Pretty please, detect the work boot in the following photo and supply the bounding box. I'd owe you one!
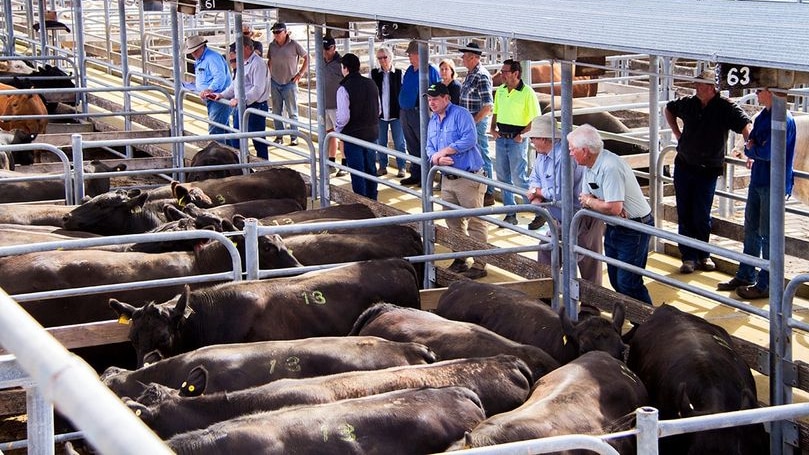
[527,216,545,230]
[447,259,469,274]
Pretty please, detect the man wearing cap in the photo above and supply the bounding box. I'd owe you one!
[267,22,309,146]
[490,59,540,225]
[527,115,604,285]
[242,24,263,56]
[425,82,488,280]
[203,37,270,159]
[398,40,440,187]
[322,36,345,176]
[183,35,232,142]
[718,87,796,299]
[335,53,380,200]
[459,42,495,207]
[665,69,751,274]
[570,124,653,305]
[371,45,407,178]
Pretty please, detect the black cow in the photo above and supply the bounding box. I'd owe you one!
[165,387,486,454]
[448,351,648,454]
[0,232,300,327]
[626,304,769,455]
[128,355,531,438]
[436,281,626,363]
[0,128,36,169]
[146,167,307,208]
[110,258,421,365]
[186,141,242,181]
[102,336,436,399]
[7,64,76,114]
[258,202,376,225]
[0,160,127,203]
[349,303,559,380]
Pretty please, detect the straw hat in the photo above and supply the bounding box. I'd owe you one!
[182,35,208,55]
[526,114,560,139]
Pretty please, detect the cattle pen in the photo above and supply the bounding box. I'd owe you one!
[2,0,809,453]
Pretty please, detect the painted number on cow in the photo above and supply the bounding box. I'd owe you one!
[725,66,751,87]
[267,356,301,374]
[321,423,356,442]
[269,218,295,226]
[301,290,327,305]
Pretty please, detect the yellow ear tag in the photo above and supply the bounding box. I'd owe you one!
[178,195,187,207]
[117,315,131,325]
[562,335,568,345]
[135,409,142,417]
[188,385,195,392]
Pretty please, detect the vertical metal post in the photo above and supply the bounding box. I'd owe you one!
[27,386,55,455]
[72,0,87,113]
[170,4,184,181]
[3,0,14,55]
[648,55,661,252]
[37,0,47,56]
[314,25,328,206]
[117,0,133,158]
[770,93,788,455]
[561,46,577,320]
[636,407,660,455]
[233,12,247,158]
[418,41,436,288]
[71,134,83,203]
[244,218,259,280]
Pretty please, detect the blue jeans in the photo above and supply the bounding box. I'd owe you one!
[270,79,299,139]
[377,118,406,171]
[206,100,232,144]
[228,101,269,159]
[673,163,718,262]
[604,218,653,305]
[344,141,378,200]
[736,185,770,289]
[400,107,422,179]
[494,137,529,206]
[476,118,494,195]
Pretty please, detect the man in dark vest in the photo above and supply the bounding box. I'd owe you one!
[335,53,381,200]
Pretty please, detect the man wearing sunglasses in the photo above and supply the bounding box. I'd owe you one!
[266,22,309,147]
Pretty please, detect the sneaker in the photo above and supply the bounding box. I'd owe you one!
[289,139,298,147]
[335,169,347,177]
[377,168,388,177]
[447,259,469,274]
[396,169,406,178]
[483,193,495,207]
[527,216,545,230]
[717,277,755,292]
[503,214,518,225]
[273,137,283,144]
[400,176,420,186]
[679,260,696,274]
[736,285,769,300]
[462,267,488,280]
[697,257,716,271]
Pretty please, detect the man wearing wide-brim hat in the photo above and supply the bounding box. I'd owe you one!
[664,67,751,275]
[183,34,232,142]
[526,115,604,285]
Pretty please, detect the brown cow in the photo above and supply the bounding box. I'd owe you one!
[491,63,598,98]
[0,82,47,137]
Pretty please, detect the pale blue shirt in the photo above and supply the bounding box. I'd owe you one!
[583,149,651,219]
[528,140,585,220]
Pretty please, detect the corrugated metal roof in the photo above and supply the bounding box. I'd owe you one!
[260,0,809,72]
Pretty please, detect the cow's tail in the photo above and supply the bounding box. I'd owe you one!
[347,303,394,336]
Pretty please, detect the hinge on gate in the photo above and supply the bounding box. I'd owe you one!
[570,279,580,302]
[781,358,799,387]
[757,350,770,375]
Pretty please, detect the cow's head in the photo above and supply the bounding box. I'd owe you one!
[172,181,214,208]
[62,188,150,234]
[559,302,627,360]
[109,288,193,367]
[82,160,127,197]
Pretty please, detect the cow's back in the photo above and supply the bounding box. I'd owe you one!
[0,82,48,135]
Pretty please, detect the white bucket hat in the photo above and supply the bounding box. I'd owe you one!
[526,114,560,139]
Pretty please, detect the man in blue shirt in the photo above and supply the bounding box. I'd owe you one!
[718,88,796,299]
[399,40,440,187]
[183,35,232,143]
[425,83,487,280]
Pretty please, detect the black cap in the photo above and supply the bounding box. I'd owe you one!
[426,83,449,97]
[271,22,286,31]
[459,42,483,56]
[323,36,336,49]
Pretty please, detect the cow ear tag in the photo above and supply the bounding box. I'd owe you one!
[562,335,568,345]
[117,315,131,325]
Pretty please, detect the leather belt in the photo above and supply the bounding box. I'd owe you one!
[631,213,653,224]
[445,169,482,180]
[498,132,517,139]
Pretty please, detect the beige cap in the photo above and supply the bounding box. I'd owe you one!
[526,114,560,139]
[696,69,717,85]
[182,35,208,55]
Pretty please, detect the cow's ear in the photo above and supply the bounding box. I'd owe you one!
[163,204,188,221]
[130,191,149,209]
[612,302,626,333]
[179,366,208,397]
[170,286,194,324]
[173,182,190,201]
[231,215,246,230]
[142,350,163,366]
[125,399,152,421]
[559,306,576,339]
[109,298,137,321]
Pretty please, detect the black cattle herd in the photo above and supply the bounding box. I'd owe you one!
[0,159,768,454]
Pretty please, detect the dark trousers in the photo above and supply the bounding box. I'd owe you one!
[400,107,422,180]
[604,219,653,305]
[673,164,718,262]
[344,141,378,200]
[228,101,269,159]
